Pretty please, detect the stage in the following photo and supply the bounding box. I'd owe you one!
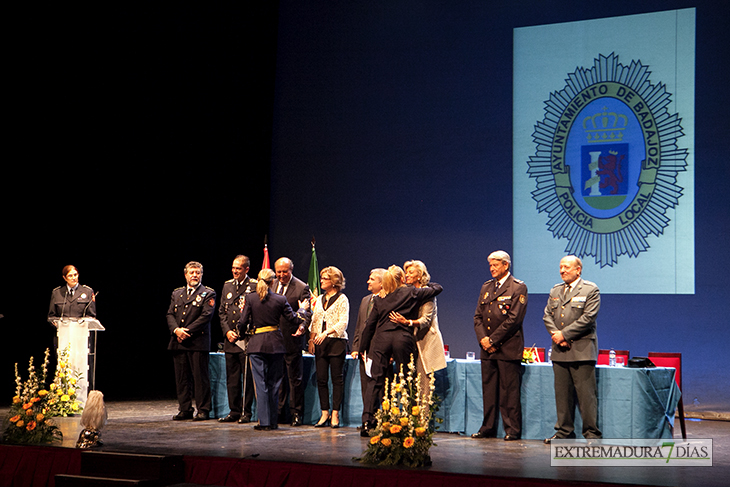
[2,400,728,487]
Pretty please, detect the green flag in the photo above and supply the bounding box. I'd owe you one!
[308,241,321,297]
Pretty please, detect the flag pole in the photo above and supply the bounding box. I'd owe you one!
[308,236,321,297]
[262,235,270,270]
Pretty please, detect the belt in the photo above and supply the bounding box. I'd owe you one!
[254,326,279,334]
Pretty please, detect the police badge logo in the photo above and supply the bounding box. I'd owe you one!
[527,53,688,267]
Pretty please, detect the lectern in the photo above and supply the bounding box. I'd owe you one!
[51,317,105,404]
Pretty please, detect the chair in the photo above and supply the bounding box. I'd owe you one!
[524,347,545,362]
[597,349,630,366]
[648,352,686,439]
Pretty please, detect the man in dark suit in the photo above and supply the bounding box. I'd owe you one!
[350,268,385,433]
[272,257,311,426]
[218,255,256,424]
[166,261,216,421]
[472,251,528,441]
[543,255,602,443]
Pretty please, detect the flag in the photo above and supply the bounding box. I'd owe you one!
[262,243,270,270]
[308,239,321,297]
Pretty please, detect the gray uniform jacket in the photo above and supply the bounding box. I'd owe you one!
[543,278,600,362]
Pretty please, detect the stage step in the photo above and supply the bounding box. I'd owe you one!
[55,451,185,486]
[55,475,155,486]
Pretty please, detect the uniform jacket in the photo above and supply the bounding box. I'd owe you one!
[360,283,443,354]
[474,275,528,361]
[166,285,216,352]
[219,275,256,353]
[239,290,302,355]
[48,284,96,321]
[543,278,600,362]
[272,276,312,354]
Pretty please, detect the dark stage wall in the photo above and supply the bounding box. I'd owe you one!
[2,1,729,413]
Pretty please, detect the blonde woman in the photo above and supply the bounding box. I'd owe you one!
[358,265,442,434]
[309,266,349,428]
[240,269,307,430]
[389,260,446,392]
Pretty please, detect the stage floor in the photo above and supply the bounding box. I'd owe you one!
[5,400,730,487]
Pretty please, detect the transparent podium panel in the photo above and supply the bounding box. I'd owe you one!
[52,317,105,404]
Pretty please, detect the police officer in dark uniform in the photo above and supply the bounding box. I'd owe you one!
[472,251,528,441]
[218,255,256,423]
[48,265,97,321]
[47,264,98,387]
[166,261,216,421]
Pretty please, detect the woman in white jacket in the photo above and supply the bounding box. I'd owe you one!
[309,266,349,428]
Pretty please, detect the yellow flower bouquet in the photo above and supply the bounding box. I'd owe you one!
[522,345,540,364]
[2,349,62,444]
[356,355,440,467]
[46,346,84,417]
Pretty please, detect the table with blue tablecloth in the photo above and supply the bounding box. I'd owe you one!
[209,353,680,439]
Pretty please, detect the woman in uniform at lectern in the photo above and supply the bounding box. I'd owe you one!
[47,264,97,354]
[48,265,96,323]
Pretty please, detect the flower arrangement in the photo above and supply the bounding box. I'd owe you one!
[522,345,540,364]
[356,355,440,468]
[46,345,84,417]
[2,349,62,444]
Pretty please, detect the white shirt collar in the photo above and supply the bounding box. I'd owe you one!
[497,272,510,287]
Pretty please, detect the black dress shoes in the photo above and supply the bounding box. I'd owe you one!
[504,435,521,441]
[218,414,240,423]
[471,430,495,439]
[238,415,252,424]
[172,411,194,421]
[253,424,279,431]
[360,421,374,437]
[544,433,575,444]
[291,413,303,427]
[193,411,210,421]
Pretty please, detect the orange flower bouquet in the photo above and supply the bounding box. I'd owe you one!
[2,349,62,444]
[356,355,440,467]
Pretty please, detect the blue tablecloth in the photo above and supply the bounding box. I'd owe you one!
[209,354,680,439]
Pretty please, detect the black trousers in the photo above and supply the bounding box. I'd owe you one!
[314,338,347,411]
[361,329,415,423]
[225,351,254,417]
[278,350,305,416]
[172,350,211,413]
[479,358,522,437]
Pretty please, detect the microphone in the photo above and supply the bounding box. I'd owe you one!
[82,291,99,318]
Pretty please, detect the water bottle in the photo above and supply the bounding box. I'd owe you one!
[547,347,552,364]
[609,349,616,367]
